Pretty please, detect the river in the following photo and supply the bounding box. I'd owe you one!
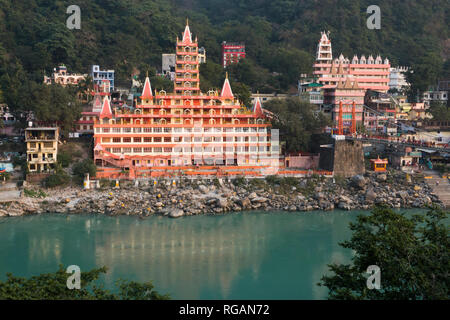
[0,209,427,299]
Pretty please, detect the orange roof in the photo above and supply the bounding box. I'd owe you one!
[220,73,233,98]
[99,96,112,119]
[141,76,153,99]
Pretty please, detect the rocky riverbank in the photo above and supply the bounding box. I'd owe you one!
[0,170,443,218]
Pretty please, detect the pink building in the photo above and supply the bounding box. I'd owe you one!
[285,153,319,169]
[313,32,390,92]
[323,78,365,129]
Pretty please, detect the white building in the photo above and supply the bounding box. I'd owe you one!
[389,66,410,93]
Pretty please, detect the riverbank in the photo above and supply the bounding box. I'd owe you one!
[0,170,443,218]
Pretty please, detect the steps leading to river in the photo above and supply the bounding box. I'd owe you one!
[424,171,450,208]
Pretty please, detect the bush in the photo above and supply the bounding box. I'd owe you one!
[43,172,70,188]
[72,159,97,179]
[57,151,73,168]
[24,188,47,198]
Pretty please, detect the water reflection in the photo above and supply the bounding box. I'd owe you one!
[0,211,372,299]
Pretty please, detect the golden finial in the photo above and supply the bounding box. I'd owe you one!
[186,18,189,26]
[146,70,149,78]
[225,72,228,79]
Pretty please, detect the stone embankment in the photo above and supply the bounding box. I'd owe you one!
[0,170,444,218]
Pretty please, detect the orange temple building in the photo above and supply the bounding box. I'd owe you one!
[93,22,279,179]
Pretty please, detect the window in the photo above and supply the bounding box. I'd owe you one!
[133,148,142,153]
[113,128,121,133]
[123,148,131,153]
[123,137,131,143]
[144,147,152,153]
[103,128,110,133]
[123,128,131,133]
[164,137,171,142]
[113,138,121,143]
[133,137,141,143]
[112,148,121,153]
[144,128,152,133]
[144,137,152,143]
[154,137,162,143]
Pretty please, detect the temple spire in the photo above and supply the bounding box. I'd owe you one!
[220,74,233,98]
[141,76,153,99]
[99,96,112,119]
[182,19,192,44]
[252,97,264,117]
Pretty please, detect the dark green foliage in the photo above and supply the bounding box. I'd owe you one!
[319,206,449,300]
[43,171,70,188]
[72,159,97,179]
[57,151,72,168]
[428,102,450,121]
[264,98,332,152]
[0,0,447,101]
[0,265,170,300]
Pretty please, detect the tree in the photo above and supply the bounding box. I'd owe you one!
[428,102,450,121]
[318,206,449,300]
[264,98,331,152]
[0,265,170,300]
[72,159,97,180]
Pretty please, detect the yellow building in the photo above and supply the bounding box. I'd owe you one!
[25,127,59,173]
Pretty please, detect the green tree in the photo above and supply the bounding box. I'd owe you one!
[72,159,97,180]
[0,265,169,300]
[428,102,450,121]
[319,206,449,300]
[264,98,331,152]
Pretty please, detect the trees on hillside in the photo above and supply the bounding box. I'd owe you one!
[264,98,331,153]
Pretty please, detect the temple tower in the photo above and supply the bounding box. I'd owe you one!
[316,31,332,63]
[175,19,200,95]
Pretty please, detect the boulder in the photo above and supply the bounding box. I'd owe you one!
[169,209,184,218]
[198,185,209,193]
[251,197,269,203]
[365,188,377,202]
[351,175,367,189]
[376,174,387,182]
[216,198,228,208]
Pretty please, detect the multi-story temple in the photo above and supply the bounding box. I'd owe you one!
[93,22,278,178]
[313,31,390,92]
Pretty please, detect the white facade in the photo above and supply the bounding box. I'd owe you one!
[389,67,409,92]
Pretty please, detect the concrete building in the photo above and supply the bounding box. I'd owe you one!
[313,31,390,92]
[44,65,87,86]
[250,93,290,105]
[422,89,448,106]
[162,54,176,80]
[364,90,396,133]
[389,66,410,93]
[91,65,115,92]
[198,47,206,64]
[222,42,246,68]
[25,127,59,173]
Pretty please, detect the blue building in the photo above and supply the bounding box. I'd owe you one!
[91,65,115,92]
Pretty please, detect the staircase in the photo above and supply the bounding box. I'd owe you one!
[424,171,450,208]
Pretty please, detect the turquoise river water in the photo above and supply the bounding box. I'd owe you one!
[0,209,427,299]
